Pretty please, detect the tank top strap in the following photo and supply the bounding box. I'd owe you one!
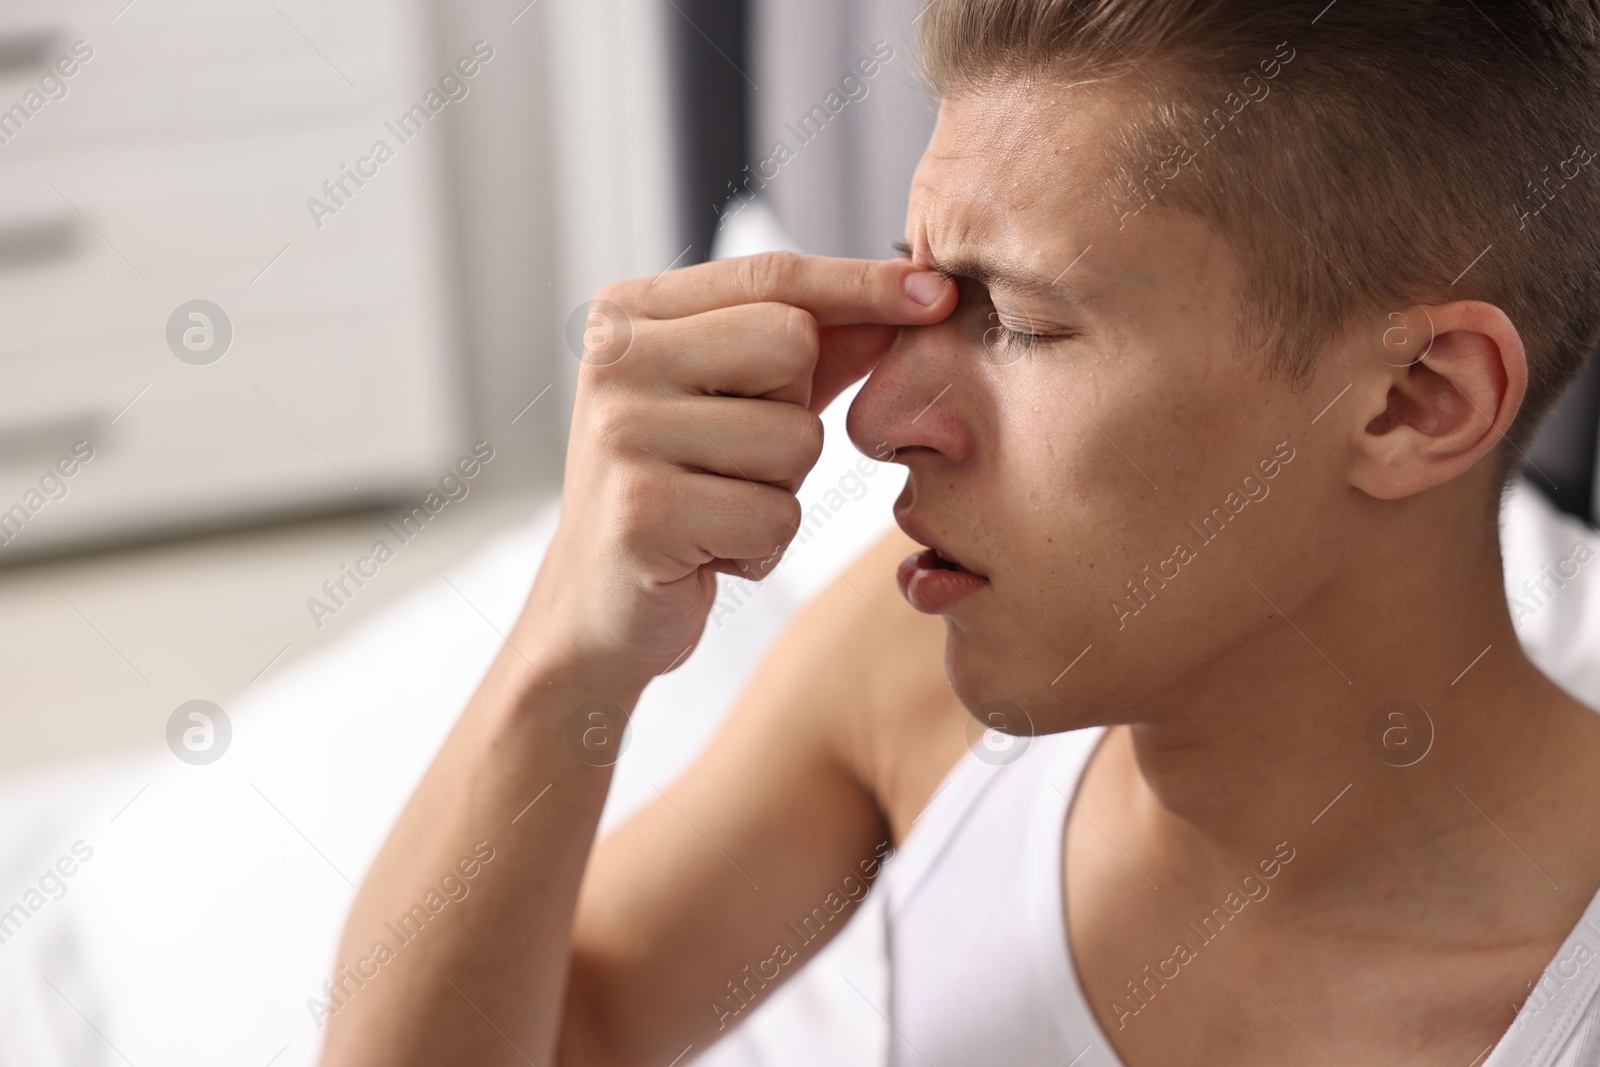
[879,725,1123,1067]
[881,726,1107,911]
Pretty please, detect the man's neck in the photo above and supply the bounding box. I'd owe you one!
[1113,540,1600,935]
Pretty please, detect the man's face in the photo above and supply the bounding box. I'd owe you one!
[847,78,1347,733]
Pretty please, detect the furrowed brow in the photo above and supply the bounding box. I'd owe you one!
[891,239,1078,301]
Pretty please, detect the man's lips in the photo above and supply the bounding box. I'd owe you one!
[908,545,974,574]
[896,549,989,614]
[895,516,986,578]
[896,511,979,572]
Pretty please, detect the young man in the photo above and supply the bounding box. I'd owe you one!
[320,2,1600,1064]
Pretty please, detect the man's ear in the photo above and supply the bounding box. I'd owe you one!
[1346,301,1527,500]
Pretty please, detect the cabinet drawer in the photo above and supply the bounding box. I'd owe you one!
[0,0,465,561]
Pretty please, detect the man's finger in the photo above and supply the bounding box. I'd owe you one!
[646,395,823,493]
[611,251,955,327]
[810,323,902,415]
[667,473,802,568]
[630,304,817,403]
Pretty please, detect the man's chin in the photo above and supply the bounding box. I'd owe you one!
[945,633,1112,737]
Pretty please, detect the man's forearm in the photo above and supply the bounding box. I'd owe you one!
[318,624,642,1067]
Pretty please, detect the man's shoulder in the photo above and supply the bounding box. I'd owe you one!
[778,528,971,838]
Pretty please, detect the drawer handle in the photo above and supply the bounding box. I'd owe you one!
[0,30,59,80]
[0,216,78,271]
[0,413,101,469]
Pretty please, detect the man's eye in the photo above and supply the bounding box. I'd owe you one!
[983,322,1043,356]
[980,309,1065,363]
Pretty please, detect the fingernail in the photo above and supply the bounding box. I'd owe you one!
[904,270,948,306]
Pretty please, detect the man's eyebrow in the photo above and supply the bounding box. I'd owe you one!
[891,239,1077,300]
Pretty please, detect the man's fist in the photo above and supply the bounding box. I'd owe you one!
[521,251,956,691]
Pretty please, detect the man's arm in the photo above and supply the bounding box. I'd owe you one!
[317,253,956,1067]
[560,524,967,1065]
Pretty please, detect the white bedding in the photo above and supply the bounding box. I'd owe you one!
[1,426,1596,1066]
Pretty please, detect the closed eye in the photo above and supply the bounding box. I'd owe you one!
[981,307,1078,362]
[985,317,1046,357]
[896,248,1080,359]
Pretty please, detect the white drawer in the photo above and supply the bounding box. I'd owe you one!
[0,0,466,560]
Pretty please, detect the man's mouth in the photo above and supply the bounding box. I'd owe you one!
[923,547,975,574]
[896,548,989,614]
[895,514,986,579]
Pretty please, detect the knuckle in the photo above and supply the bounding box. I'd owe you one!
[851,258,880,303]
[614,467,672,538]
[611,465,650,518]
[576,285,642,375]
[589,397,648,455]
[588,407,628,457]
[591,280,635,309]
[740,250,800,302]
[576,352,622,392]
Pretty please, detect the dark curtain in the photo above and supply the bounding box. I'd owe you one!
[666,0,751,265]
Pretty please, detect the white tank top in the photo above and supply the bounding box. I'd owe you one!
[694,726,1600,1065]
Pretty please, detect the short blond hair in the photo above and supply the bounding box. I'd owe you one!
[919,0,1600,454]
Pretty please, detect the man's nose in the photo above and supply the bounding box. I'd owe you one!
[846,320,976,466]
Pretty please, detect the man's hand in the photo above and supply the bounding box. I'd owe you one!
[525,251,955,689]
[318,252,951,1067]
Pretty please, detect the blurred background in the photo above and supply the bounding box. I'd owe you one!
[0,1,1597,1064]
